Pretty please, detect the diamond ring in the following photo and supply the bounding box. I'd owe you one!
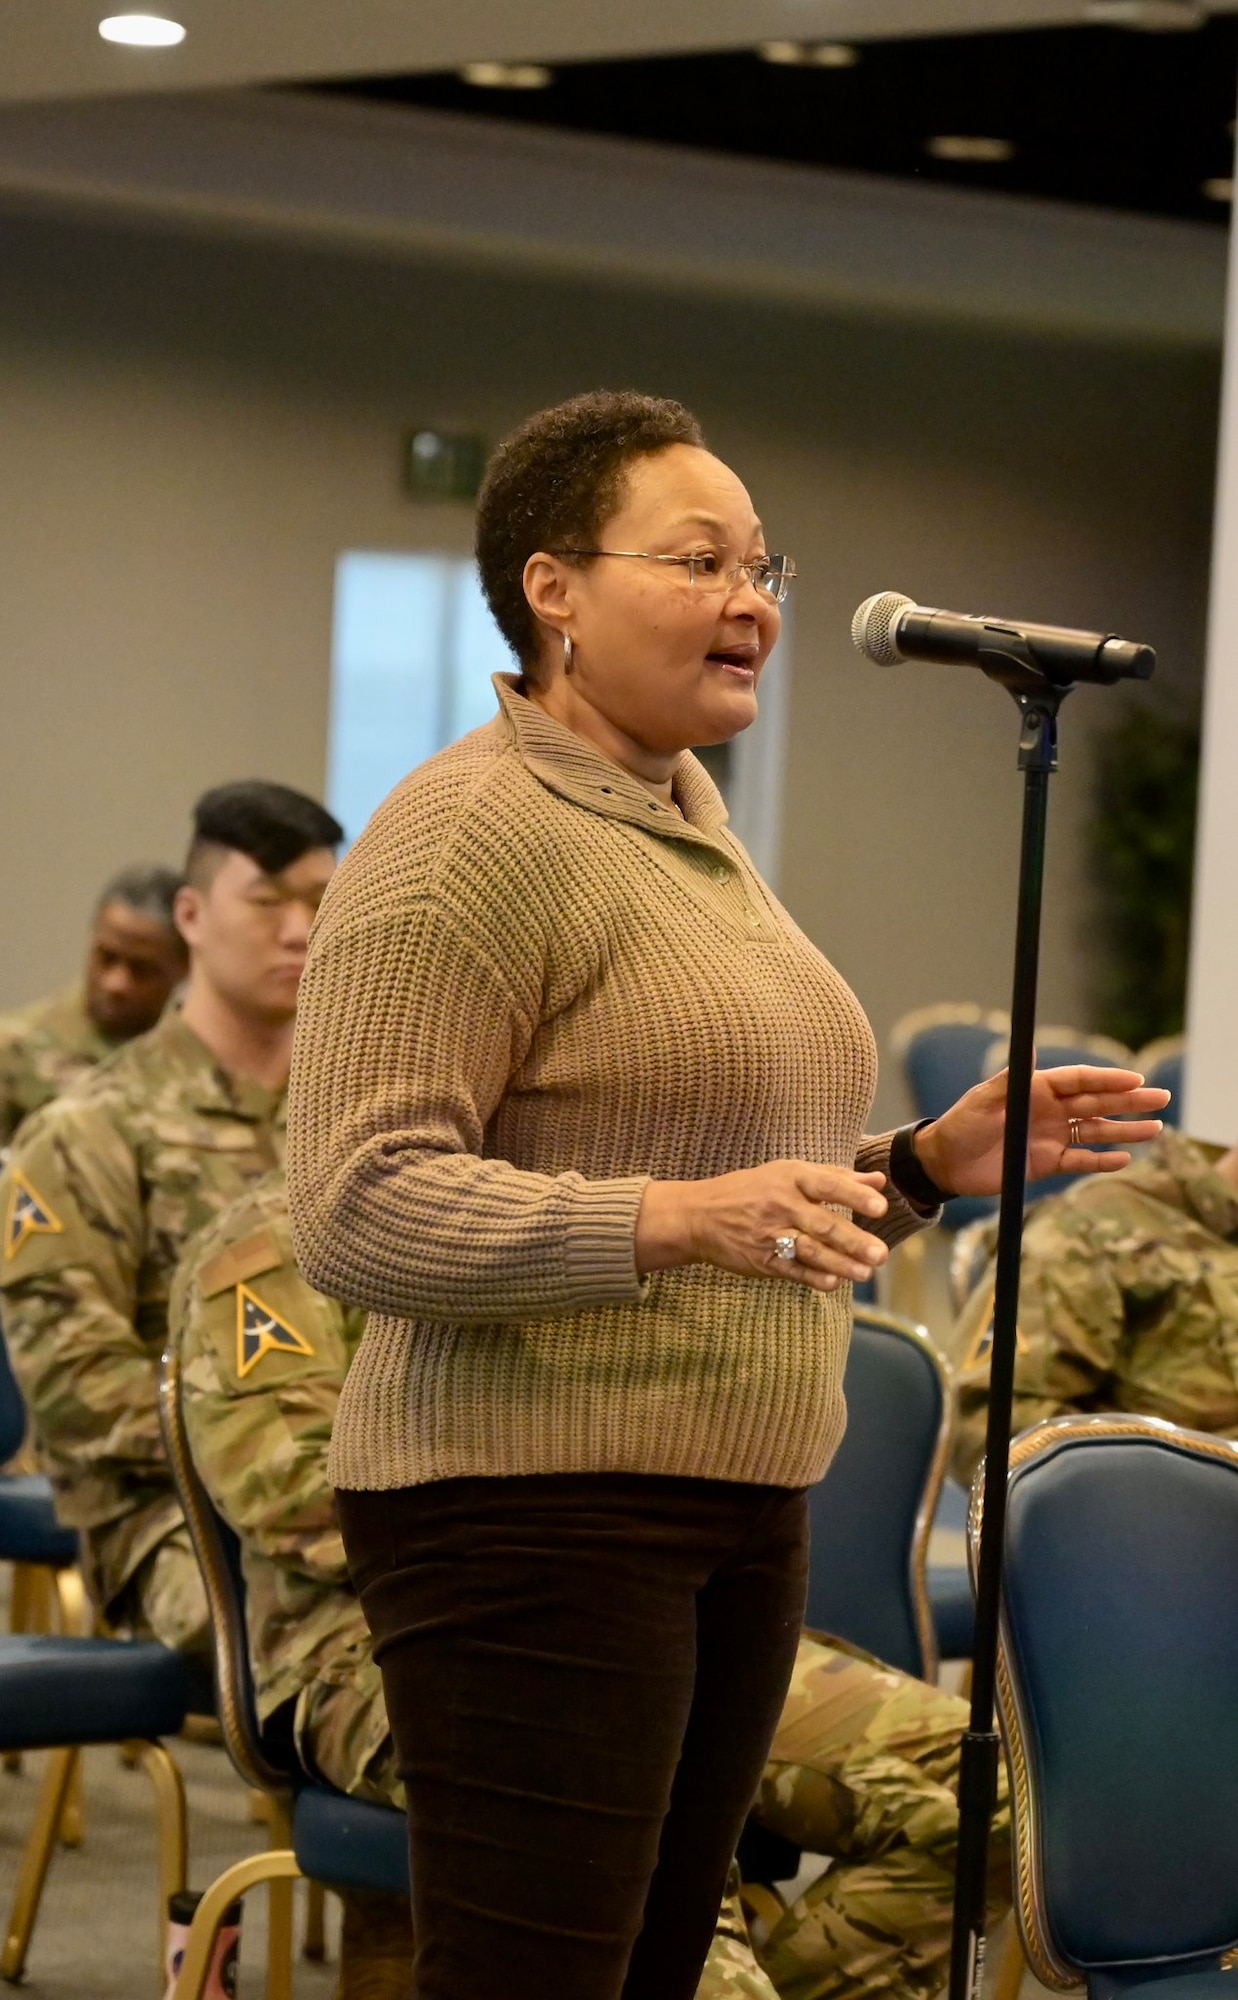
[773,1234,799,1262]
[1068,1117,1083,1149]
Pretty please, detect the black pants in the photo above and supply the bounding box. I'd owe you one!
[337,1472,808,2000]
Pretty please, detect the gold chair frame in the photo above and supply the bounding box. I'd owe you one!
[971,1411,1238,1992]
[1133,1032,1186,1078]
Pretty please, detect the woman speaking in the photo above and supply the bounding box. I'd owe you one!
[287,390,1164,2000]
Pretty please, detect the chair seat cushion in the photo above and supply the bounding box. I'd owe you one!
[0,1473,78,1565]
[1089,1961,1238,2000]
[294,1784,410,1895]
[928,1566,975,1659]
[0,1635,189,1750]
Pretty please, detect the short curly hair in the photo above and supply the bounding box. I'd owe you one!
[475,389,707,669]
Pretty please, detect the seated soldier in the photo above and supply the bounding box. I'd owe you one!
[174,1170,1012,2000]
[0,863,187,1151]
[0,783,340,1658]
[951,1127,1238,1488]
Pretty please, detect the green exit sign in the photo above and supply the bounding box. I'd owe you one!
[403,429,487,502]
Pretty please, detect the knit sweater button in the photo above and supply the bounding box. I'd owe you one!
[713,866,728,884]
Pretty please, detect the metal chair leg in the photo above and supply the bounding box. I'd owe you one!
[54,1567,91,1843]
[1,1745,78,1981]
[170,1852,301,2000]
[2,1569,26,1774]
[53,1565,90,1636]
[989,1911,1029,2000]
[58,1753,84,1848]
[129,1741,188,1983]
[7,1563,31,1633]
[264,1796,295,2000]
[303,1878,327,1961]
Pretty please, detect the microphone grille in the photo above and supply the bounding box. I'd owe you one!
[852,591,914,666]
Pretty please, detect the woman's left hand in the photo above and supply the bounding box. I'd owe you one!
[914,1065,1171,1199]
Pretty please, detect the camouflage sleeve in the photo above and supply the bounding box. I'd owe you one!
[0,1099,163,1486]
[0,1024,24,1152]
[950,1204,1127,1487]
[173,1240,358,1586]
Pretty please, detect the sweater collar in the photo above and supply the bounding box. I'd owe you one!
[492,673,730,848]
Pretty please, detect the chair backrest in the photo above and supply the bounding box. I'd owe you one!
[892,1004,1011,1123]
[984,1416,1238,1989]
[158,1342,294,1796]
[805,1307,950,1679]
[0,1317,29,1467]
[1137,1036,1185,1130]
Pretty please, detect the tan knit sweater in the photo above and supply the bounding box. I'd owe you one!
[288,675,930,1493]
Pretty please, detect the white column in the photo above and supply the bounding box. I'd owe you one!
[1185,151,1238,1144]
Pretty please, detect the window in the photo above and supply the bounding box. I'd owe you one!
[326,551,509,845]
[326,549,789,884]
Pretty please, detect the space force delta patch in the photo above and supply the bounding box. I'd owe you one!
[236,1283,315,1378]
[4,1171,64,1260]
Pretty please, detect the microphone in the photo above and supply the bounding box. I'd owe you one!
[851,591,1155,687]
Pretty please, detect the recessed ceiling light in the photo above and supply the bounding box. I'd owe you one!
[757,41,859,68]
[1082,1,1204,27]
[98,13,186,45]
[927,135,1016,164]
[459,60,552,89]
[1203,177,1234,202]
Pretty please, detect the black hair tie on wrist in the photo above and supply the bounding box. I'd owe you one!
[889,1120,951,1207]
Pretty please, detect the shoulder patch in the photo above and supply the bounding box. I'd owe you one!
[236,1282,315,1377]
[4,1170,64,1260]
[199,1228,282,1300]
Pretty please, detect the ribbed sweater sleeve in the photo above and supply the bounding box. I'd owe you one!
[855,1131,942,1246]
[288,896,651,1322]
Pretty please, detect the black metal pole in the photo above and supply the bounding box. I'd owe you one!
[947,693,1060,2000]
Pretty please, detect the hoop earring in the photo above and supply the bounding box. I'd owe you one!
[563,632,575,675]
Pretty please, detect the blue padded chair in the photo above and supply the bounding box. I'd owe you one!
[0,1314,87,1852]
[159,1342,410,2000]
[0,1322,78,1577]
[1137,1036,1185,1131]
[0,1631,189,1981]
[891,1005,1011,1232]
[805,1306,953,1680]
[927,1478,976,1663]
[740,1309,966,1892]
[980,1414,1238,1997]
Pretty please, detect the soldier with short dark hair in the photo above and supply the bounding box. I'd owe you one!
[0,780,342,1658]
[0,863,187,1150]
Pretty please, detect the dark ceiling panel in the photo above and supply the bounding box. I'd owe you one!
[309,20,1238,223]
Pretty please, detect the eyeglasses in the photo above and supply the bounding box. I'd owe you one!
[554,549,797,604]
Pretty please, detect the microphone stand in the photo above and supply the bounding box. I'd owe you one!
[944,645,1072,2000]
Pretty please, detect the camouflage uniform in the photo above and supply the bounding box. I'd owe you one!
[0,1009,284,1650]
[741,1640,1010,2000]
[0,984,118,1152]
[175,1174,1010,2000]
[951,1132,1238,1487]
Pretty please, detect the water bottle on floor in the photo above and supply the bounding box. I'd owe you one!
[163,1888,241,1999]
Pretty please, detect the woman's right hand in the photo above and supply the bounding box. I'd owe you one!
[635,1161,889,1294]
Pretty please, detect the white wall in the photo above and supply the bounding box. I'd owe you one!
[1187,121,1238,1146]
[0,201,1218,1127]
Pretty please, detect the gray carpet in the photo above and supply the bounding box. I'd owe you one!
[0,1732,342,1998]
